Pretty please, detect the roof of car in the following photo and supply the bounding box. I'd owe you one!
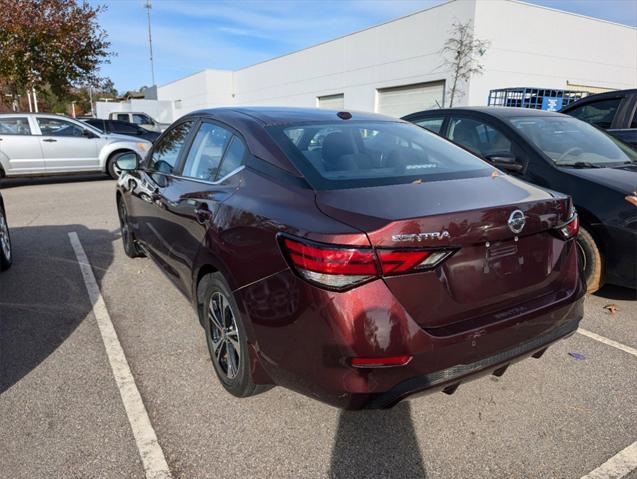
[403,106,568,120]
[0,112,74,118]
[561,88,637,111]
[189,106,401,125]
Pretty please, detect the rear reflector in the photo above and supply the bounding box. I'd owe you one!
[351,355,412,368]
[280,235,453,291]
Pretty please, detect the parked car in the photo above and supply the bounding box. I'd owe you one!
[561,89,637,149]
[115,107,584,410]
[403,107,637,292]
[108,112,169,133]
[81,118,160,142]
[0,192,12,271]
[0,113,151,179]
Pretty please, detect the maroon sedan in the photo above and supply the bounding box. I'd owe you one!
[115,107,584,409]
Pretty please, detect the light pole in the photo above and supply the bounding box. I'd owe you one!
[145,0,156,86]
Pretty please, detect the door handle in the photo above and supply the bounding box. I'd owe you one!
[43,138,57,142]
[194,205,213,224]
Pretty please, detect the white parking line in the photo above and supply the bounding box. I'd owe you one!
[580,441,637,479]
[577,328,637,358]
[69,232,172,479]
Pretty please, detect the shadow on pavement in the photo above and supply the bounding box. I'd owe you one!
[329,401,427,478]
[593,284,636,301]
[0,224,117,394]
[0,174,111,189]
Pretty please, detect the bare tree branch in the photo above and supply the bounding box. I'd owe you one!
[441,21,490,107]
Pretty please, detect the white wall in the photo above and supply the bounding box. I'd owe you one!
[158,69,234,118]
[134,0,637,121]
[233,0,476,111]
[470,0,637,105]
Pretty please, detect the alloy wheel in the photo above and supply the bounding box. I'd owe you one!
[0,210,11,262]
[208,291,241,380]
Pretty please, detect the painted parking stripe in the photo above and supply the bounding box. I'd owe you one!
[580,441,637,479]
[577,328,637,358]
[69,232,172,479]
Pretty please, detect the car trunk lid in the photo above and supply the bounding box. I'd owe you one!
[315,175,576,330]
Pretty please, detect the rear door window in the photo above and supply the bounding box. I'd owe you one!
[148,121,194,174]
[180,122,232,181]
[447,117,516,158]
[37,117,84,137]
[0,117,31,135]
[217,136,247,178]
[413,116,445,134]
[116,114,129,122]
[565,98,621,129]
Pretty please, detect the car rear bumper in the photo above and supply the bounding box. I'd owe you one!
[365,317,579,409]
[237,267,585,410]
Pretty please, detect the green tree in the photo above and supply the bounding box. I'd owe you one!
[0,0,112,106]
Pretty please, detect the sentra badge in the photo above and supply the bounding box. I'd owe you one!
[392,231,451,242]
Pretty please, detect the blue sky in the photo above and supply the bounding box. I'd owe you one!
[92,0,637,93]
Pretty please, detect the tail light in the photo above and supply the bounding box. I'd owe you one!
[280,236,453,291]
[553,213,579,240]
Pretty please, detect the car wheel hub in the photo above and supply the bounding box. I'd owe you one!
[208,291,241,380]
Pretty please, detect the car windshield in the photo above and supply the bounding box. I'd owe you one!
[509,116,637,167]
[266,121,493,190]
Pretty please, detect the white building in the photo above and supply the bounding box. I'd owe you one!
[98,0,637,121]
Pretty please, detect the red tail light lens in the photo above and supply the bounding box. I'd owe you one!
[378,249,453,275]
[280,236,453,291]
[554,214,579,240]
[282,238,377,290]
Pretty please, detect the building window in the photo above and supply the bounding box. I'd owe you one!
[317,94,344,110]
[376,81,445,118]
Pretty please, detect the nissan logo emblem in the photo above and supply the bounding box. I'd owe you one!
[507,210,526,234]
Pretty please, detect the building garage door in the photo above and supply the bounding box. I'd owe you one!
[377,81,445,118]
[317,94,344,110]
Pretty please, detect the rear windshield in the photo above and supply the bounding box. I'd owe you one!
[266,121,492,190]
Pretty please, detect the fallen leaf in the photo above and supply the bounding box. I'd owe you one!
[603,304,619,314]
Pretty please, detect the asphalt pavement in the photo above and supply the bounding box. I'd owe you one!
[0,176,635,479]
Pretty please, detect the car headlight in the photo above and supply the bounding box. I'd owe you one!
[626,195,637,207]
[137,142,149,151]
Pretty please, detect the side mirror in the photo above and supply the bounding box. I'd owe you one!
[83,129,98,139]
[485,153,524,173]
[115,153,140,172]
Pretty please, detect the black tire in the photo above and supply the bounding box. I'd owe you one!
[200,273,261,398]
[0,204,12,271]
[107,152,132,180]
[117,197,144,258]
[576,226,604,294]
